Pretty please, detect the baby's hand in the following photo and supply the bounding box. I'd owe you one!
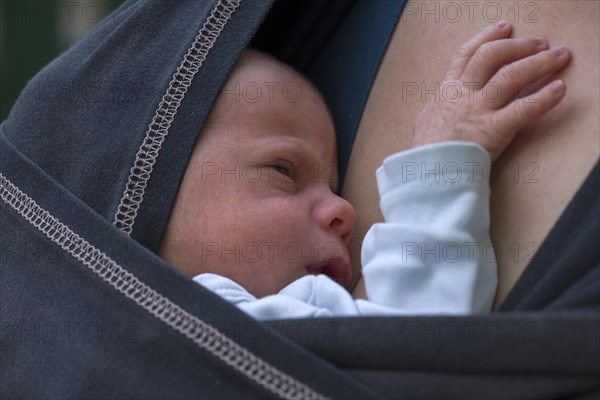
[411,21,571,161]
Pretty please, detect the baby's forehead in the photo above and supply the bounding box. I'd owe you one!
[195,50,337,174]
[217,50,319,108]
[208,50,329,125]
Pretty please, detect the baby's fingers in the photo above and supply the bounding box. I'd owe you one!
[462,37,548,87]
[494,80,566,134]
[486,46,571,108]
[445,21,512,81]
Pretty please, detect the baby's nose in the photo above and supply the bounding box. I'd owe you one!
[315,193,356,245]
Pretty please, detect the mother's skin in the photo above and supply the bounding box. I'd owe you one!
[347,1,599,308]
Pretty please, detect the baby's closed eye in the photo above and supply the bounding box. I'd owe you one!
[268,160,298,180]
[273,164,292,177]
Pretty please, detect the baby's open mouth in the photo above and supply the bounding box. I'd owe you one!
[305,257,351,289]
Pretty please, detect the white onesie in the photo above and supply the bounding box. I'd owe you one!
[194,142,497,320]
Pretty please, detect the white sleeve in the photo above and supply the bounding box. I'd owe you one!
[361,141,497,314]
[194,141,497,319]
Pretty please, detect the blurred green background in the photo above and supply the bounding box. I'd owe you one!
[1,0,124,120]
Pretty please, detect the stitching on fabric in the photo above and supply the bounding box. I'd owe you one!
[0,172,330,400]
[113,0,241,234]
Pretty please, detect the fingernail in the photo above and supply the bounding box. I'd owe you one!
[496,20,508,28]
[551,80,565,95]
[533,37,546,47]
[552,46,566,57]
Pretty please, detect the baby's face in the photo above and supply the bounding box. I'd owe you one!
[159,51,356,298]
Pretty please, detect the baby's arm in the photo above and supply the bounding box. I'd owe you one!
[361,21,570,313]
[361,142,494,313]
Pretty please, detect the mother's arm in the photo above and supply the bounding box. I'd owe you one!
[347,0,599,308]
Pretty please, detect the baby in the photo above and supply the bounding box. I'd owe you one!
[159,22,570,319]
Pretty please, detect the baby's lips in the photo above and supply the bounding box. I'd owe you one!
[306,256,352,289]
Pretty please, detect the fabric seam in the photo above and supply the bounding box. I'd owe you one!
[113,0,240,234]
